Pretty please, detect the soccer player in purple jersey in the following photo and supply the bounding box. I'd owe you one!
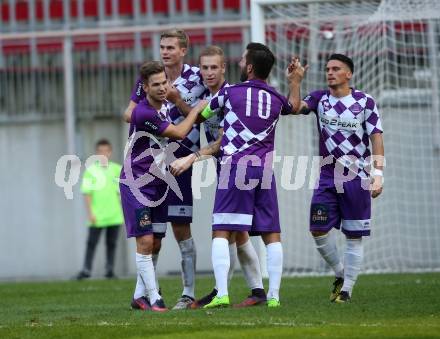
[120,61,205,312]
[123,29,206,310]
[287,54,384,303]
[198,43,297,308]
[170,46,266,309]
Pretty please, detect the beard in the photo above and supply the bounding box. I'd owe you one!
[239,67,248,82]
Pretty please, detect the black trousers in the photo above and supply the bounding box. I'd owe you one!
[82,225,120,274]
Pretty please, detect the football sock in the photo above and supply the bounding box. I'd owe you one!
[152,253,160,291]
[237,240,264,289]
[342,238,363,296]
[266,242,283,301]
[228,242,238,283]
[313,233,344,278]
[133,273,146,299]
[178,238,196,298]
[212,237,230,297]
[136,253,161,304]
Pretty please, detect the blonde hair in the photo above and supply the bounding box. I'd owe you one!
[160,29,189,49]
[199,45,225,64]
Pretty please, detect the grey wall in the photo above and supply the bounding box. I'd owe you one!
[0,119,216,280]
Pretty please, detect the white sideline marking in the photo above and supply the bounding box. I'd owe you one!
[17,321,440,329]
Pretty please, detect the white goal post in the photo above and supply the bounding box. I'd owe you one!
[251,0,440,275]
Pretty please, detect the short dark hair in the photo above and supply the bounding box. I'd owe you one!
[139,61,165,83]
[160,29,189,49]
[327,53,354,73]
[95,139,111,148]
[245,42,275,80]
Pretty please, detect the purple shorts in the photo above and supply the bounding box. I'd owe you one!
[310,176,371,237]
[212,164,280,235]
[120,183,168,238]
[166,166,193,223]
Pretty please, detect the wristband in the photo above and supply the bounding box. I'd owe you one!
[373,169,383,177]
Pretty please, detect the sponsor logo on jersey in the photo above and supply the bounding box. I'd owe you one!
[319,113,360,131]
[136,83,143,96]
[182,94,197,104]
[144,121,159,131]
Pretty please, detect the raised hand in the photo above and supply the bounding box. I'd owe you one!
[370,175,383,198]
[286,56,308,83]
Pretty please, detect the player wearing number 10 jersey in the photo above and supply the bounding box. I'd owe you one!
[198,43,296,308]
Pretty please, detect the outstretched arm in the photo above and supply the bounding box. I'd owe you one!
[170,128,223,176]
[161,100,208,140]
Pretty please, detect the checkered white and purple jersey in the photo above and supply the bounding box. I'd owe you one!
[303,88,383,178]
[202,81,229,145]
[201,79,293,167]
[130,64,207,156]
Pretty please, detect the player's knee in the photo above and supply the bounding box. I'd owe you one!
[235,231,249,246]
[229,232,237,244]
[261,232,281,245]
[212,230,231,240]
[345,235,362,240]
[172,223,191,241]
[153,238,162,254]
[136,235,153,255]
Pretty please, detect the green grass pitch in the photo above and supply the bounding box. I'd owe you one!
[1,273,439,338]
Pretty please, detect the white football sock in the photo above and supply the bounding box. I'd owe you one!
[342,238,363,296]
[313,233,344,278]
[136,253,161,304]
[152,253,160,291]
[237,240,264,290]
[212,237,230,297]
[178,238,196,298]
[266,242,283,301]
[133,273,146,299]
[228,242,238,283]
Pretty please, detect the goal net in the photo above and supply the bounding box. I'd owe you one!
[252,0,440,274]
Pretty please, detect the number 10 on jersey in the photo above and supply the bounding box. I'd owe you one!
[245,87,272,119]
